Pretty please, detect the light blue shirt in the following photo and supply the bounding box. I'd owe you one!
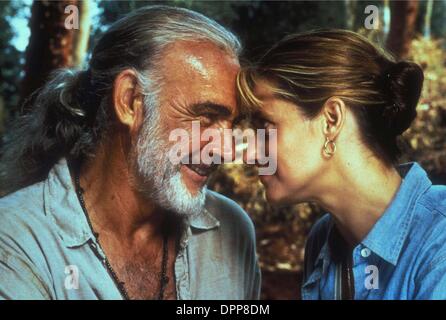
[0,158,260,300]
[303,162,446,300]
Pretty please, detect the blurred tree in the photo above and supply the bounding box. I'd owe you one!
[423,0,434,39]
[73,0,91,67]
[430,0,446,39]
[383,0,391,36]
[0,0,22,132]
[94,0,349,60]
[386,0,419,59]
[345,0,357,30]
[229,0,347,59]
[20,0,91,110]
[403,36,446,185]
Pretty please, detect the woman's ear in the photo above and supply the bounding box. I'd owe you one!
[321,97,346,140]
[113,69,144,136]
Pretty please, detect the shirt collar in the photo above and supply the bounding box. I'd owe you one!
[44,158,92,247]
[312,218,335,272]
[361,162,432,265]
[312,162,432,269]
[44,158,220,248]
[190,207,220,230]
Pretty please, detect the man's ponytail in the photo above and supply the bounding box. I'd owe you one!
[0,68,103,195]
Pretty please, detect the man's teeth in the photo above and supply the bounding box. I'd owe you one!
[187,164,213,176]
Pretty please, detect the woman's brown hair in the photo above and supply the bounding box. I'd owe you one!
[237,29,424,165]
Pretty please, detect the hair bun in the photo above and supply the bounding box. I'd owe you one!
[382,61,424,135]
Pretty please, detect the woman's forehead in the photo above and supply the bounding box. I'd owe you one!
[253,78,278,101]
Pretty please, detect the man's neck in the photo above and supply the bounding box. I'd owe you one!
[76,134,166,244]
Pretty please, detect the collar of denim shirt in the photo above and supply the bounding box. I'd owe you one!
[312,162,432,271]
[44,158,220,248]
[360,162,432,265]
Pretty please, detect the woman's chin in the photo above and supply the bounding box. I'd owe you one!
[261,175,297,205]
[264,182,299,206]
[264,185,286,205]
[261,176,281,203]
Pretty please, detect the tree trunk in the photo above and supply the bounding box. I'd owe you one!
[382,0,391,36]
[385,0,419,59]
[20,0,90,109]
[344,0,357,30]
[424,0,434,39]
[73,0,91,67]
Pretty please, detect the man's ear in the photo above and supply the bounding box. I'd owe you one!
[321,97,346,140]
[113,69,144,135]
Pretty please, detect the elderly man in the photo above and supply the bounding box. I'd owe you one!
[0,6,260,300]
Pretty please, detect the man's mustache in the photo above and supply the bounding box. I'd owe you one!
[180,150,219,177]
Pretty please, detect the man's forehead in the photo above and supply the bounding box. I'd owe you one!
[159,40,240,117]
[160,40,239,79]
[184,55,210,80]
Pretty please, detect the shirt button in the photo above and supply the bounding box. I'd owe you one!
[361,247,371,258]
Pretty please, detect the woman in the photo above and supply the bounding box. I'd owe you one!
[237,29,446,299]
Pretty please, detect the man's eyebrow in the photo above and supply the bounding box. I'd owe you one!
[190,102,232,117]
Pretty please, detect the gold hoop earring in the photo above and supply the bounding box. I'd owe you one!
[323,137,336,157]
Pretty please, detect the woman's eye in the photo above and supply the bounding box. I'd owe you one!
[252,117,266,129]
[262,120,274,130]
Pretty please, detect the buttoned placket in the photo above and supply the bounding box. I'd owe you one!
[349,244,376,300]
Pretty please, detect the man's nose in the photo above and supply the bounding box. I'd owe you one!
[219,126,235,163]
[220,119,233,131]
[211,120,234,163]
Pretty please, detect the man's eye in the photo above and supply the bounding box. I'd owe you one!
[263,120,273,129]
[199,114,215,125]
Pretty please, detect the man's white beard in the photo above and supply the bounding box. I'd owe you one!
[133,109,207,218]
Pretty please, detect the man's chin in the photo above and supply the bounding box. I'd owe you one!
[161,170,207,218]
[180,164,209,195]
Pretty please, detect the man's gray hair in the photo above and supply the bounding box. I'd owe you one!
[139,6,241,55]
[0,5,242,195]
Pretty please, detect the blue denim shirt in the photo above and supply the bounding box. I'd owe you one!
[302,162,446,300]
[0,158,260,300]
